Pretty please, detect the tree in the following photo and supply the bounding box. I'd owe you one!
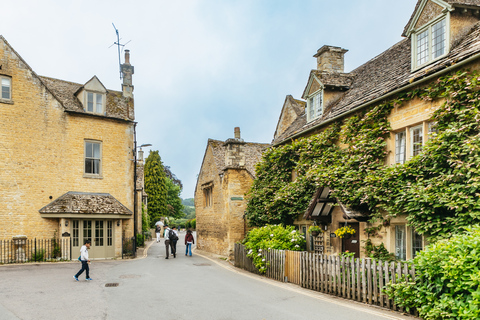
[144,150,168,226]
[165,177,184,218]
[164,166,183,190]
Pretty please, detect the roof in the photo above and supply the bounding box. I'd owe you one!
[39,191,132,216]
[40,76,134,121]
[207,138,270,178]
[273,19,480,145]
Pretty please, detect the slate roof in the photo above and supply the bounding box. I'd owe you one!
[39,192,132,215]
[207,139,270,178]
[273,19,480,145]
[40,76,134,121]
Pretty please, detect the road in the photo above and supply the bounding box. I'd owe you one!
[0,233,416,320]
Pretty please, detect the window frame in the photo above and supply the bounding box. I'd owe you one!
[84,91,105,115]
[0,75,12,102]
[395,131,407,164]
[410,124,424,158]
[411,14,449,70]
[306,88,324,123]
[84,140,102,178]
[203,186,213,208]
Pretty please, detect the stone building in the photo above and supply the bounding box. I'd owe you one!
[273,0,480,259]
[0,35,137,260]
[195,128,269,257]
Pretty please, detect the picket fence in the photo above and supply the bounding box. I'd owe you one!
[234,243,415,314]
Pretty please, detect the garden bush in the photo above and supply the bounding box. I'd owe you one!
[242,225,305,273]
[385,225,480,319]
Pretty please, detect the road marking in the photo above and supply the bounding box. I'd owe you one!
[195,250,412,320]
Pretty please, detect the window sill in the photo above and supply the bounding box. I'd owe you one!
[83,174,103,179]
[0,99,14,105]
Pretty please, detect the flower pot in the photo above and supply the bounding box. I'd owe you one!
[344,234,352,239]
[311,231,319,237]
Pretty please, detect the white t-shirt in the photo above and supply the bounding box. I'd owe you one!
[80,245,89,261]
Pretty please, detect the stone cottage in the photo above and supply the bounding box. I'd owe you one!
[0,35,137,260]
[195,128,269,257]
[272,0,480,259]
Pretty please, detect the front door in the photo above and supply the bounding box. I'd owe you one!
[341,222,360,258]
[72,220,115,259]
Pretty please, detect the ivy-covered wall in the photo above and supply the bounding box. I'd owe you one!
[246,71,480,243]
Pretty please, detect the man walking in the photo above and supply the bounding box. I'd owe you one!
[164,224,176,259]
[171,226,179,255]
[74,239,92,281]
[155,224,162,243]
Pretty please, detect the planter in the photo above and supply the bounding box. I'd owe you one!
[311,231,319,237]
[344,234,352,239]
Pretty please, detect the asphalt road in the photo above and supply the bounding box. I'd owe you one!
[0,233,416,320]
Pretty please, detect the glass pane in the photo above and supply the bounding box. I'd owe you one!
[83,221,92,241]
[417,29,429,66]
[73,220,79,247]
[412,230,423,258]
[309,97,314,119]
[2,78,11,100]
[412,127,423,157]
[315,93,323,117]
[395,225,406,260]
[432,19,446,59]
[95,221,104,246]
[96,94,103,113]
[85,142,93,158]
[93,159,100,174]
[107,221,113,246]
[93,143,100,158]
[85,159,92,174]
[87,92,94,112]
[395,131,406,164]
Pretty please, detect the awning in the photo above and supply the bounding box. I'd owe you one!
[39,191,132,219]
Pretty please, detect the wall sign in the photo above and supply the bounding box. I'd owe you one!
[330,233,336,238]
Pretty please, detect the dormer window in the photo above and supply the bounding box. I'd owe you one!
[86,92,104,114]
[307,90,323,122]
[412,17,448,69]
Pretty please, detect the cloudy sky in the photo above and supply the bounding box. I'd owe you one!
[2,0,418,199]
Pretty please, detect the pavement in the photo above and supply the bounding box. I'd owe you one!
[0,233,418,320]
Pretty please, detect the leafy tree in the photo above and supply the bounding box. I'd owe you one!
[164,166,183,190]
[144,150,168,226]
[165,177,184,218]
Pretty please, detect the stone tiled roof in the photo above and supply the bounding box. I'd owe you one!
[274,21,480,145]
[39,76,134,121]
[208,139,270,178]
[311,70,354,89]
[39,191,132,215]
[403,0,480,36]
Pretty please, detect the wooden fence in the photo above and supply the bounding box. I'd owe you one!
[234,244,415,313]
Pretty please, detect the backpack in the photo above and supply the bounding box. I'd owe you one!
[169,229,178,241]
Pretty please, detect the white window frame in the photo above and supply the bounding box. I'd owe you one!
[395,225,407,261]
[85,91,105,114]
[395,131,407,164]
[411,14,449,70]
[306,89,324,122]
[84,140,102,178]
[1,76,12,102]
[410,125,424,158]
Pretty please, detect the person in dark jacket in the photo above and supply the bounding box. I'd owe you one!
[185,230,195,256]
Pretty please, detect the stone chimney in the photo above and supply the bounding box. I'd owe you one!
[121,50,134,98]
[313,45,348,73]
[224,127,245,167]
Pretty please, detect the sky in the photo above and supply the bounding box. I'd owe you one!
[2,0,418,199]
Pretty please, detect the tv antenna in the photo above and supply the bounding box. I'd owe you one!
[109,23,131,79]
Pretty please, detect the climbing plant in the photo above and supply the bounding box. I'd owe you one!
[246,71,480,242]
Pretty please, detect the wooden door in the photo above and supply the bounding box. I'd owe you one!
[341,223,360,258]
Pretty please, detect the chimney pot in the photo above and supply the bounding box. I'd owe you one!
[234,127,241,139]
[124,50,130,65]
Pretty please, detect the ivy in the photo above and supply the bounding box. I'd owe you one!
[246,71,480,242]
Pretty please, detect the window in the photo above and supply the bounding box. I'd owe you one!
[410,125,423,157]
[395,131,406,164]
[204,186,213,207]
[72,220,79,247]
[85,92,104,114]
[428,121,438,137]
[412,230,423,258]
[413,18,447,69]
[307,90,323,122]
[395,225,406,260]
[83,220,92,241]
[107,221,113,246]
[95,221,104,246]
[85,141,102,176]
[1,76,11,101]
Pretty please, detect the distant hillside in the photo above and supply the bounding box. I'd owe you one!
[182,198,194,207]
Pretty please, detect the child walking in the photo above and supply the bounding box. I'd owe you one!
[74,239,92,281]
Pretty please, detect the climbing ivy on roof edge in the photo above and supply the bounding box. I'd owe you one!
[245,71,480,242]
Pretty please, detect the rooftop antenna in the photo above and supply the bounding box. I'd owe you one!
[109,23,131,80]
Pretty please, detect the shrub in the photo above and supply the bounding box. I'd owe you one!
[385,225,480,319]
[136,233,145,247]
[32,249,45,262]
[242,225,305,273]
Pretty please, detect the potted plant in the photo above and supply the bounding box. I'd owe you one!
[308,225,323,237]
[334,225,356,239]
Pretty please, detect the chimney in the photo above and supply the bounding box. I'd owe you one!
[234,127,241,139]
[224,127,245,167]
[313,45,348,73]
[121,50,134,98]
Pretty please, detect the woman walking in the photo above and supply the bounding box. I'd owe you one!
[185,230,194,256]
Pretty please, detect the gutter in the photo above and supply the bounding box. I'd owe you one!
[273,51,480,147]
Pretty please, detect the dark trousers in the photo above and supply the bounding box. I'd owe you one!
[171,240,178,254]
[75,261,90,278]
[165,240,175,258]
